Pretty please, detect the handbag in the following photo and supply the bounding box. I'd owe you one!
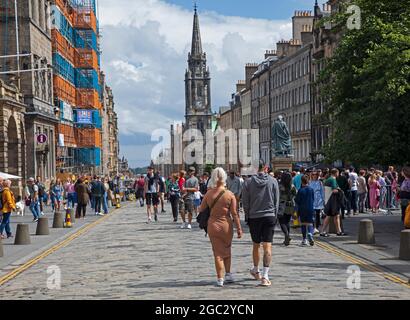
[197,190,225,236]
[25,197,31,206]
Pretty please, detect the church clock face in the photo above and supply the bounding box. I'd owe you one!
[195,100,204,110]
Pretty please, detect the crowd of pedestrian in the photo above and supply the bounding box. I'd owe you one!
[132,163,410,287]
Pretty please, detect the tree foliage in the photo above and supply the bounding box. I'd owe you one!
[320,0,410,166]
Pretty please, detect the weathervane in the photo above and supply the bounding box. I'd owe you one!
[194,1,197,13]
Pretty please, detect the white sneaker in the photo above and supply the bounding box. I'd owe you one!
[187,224,192,230]
[225,273,235,284]
[314,228,320,235]
[180,223,187,229]
[216,279,224,287]
[40,212,45,216]
[301,239,308,246]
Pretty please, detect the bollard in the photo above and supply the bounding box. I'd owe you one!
[399,230,410,261]
[66,208,75,224]
[0,238,3,257]
[358,219,375,244]
[36,217,50,235]
[52,211,64,229]
[14,224,31,245]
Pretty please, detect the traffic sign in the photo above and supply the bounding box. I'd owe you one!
[37,133,48,144]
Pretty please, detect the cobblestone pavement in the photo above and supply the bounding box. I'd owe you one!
[1,203,409,300]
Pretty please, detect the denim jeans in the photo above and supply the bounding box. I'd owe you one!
[350,190,358,213]
[103,192,109,214]
[67,193,77,209]
[301,224,314,240]
[30,200,41,219]
[358,192,367,213]
[0,213,12,236]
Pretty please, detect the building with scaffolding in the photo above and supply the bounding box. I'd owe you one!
[0,0,57,181]
[50,0,104,175]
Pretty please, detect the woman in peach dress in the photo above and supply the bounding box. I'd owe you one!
[199,168,243,287]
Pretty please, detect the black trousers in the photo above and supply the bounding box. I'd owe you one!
[278,214,292,237]
[94,196,102,213]
[76,204,87,218]
[170,196,179,220]
[315,209,322,228]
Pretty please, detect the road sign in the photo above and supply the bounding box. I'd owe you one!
[37,133,48,144]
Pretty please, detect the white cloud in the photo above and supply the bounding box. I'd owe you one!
[98,0,292,166]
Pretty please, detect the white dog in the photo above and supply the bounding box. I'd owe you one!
[15,198,25,216]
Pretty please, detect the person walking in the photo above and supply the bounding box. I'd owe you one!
[398,166,410,223]
[295,176,315,246]
[157,171,167,213]
[199,168,242,287]
[64,177,76,209]
[27,177,41,222]
[135,175,145,207]
[277,172,297,246]
[91,176,104,216]
[75,178,89,219]
[180,167,199,230]
[0,180,16,239]
[242,160,279,287]
[168,175,181,222]
[226,171,242,211]
[52,178,64,213]
[368,174,381,214]
[336,170,350,218]
[309,171,325,234]
[102,177,110,214]
[320,169,346,237]
[144,167,160,223]
[357,170,368,213]
[348,167,359,215]
[36,176,46,216]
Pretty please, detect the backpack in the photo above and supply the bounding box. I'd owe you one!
[0,190,3,210]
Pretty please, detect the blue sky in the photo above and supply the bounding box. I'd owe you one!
[99,0,326,168]
[166,0,320,19]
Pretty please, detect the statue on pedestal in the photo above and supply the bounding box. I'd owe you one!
[272,115,292,157]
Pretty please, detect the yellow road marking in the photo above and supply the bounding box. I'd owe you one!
[0,208,121,287]
[316,240,410,289]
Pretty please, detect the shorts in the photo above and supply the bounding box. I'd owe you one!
[184,199,195,214]
[194,198,201,207]
[146,193,159,206]
[248,216,277,244]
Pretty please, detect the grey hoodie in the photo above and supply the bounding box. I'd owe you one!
[242,173,280,219]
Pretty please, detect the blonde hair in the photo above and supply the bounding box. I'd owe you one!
[209,167,227,189]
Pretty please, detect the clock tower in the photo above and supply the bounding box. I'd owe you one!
[185,5,212,134]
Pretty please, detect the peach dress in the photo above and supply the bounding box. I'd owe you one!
[204,189,235,259]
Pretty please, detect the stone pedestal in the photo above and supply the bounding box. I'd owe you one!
[399,230,410,261]
[358,219,375,244]
[271,157,293,172]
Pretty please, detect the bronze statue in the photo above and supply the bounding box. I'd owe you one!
[272,115,292,157]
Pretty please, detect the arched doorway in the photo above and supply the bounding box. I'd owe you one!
[7,116,19,176]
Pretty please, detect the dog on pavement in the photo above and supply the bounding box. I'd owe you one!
[15,196,25,216]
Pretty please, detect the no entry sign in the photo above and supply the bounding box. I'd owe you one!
[37,133,48,144]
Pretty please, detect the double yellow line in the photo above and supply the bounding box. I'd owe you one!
[0,209,119,287]
[316,240,410,289]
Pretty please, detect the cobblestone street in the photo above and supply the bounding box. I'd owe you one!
[0,203,409,300]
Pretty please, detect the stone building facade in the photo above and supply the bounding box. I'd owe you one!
[311,0,343,162]
[0,0,57,180]
[0,80,27,196]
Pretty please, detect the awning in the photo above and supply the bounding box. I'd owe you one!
[0,172,22,180]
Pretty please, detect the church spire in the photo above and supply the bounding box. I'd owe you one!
[191,3,203,57]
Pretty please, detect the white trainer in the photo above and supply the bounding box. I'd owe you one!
[216,279,224,287]
[180,223,186,229]
[187,224,192,230]
[225,273,235,284]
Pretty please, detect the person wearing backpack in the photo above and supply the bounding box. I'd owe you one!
[1,180,16,239]
[198,168,242,287]
[36,176,46,216]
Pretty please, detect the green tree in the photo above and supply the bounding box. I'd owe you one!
[319,0,410,166]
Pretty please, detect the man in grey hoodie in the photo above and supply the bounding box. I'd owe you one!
[242,160,279,287]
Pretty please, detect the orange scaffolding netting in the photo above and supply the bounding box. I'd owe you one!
[75,48,98,70]
[53,0,75,24]
[76,88,101,109]
[57,123,77,147]
[72,8,97,33]
[52,29,76,65]
[54,75,76,106]
[75,127,102,148]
